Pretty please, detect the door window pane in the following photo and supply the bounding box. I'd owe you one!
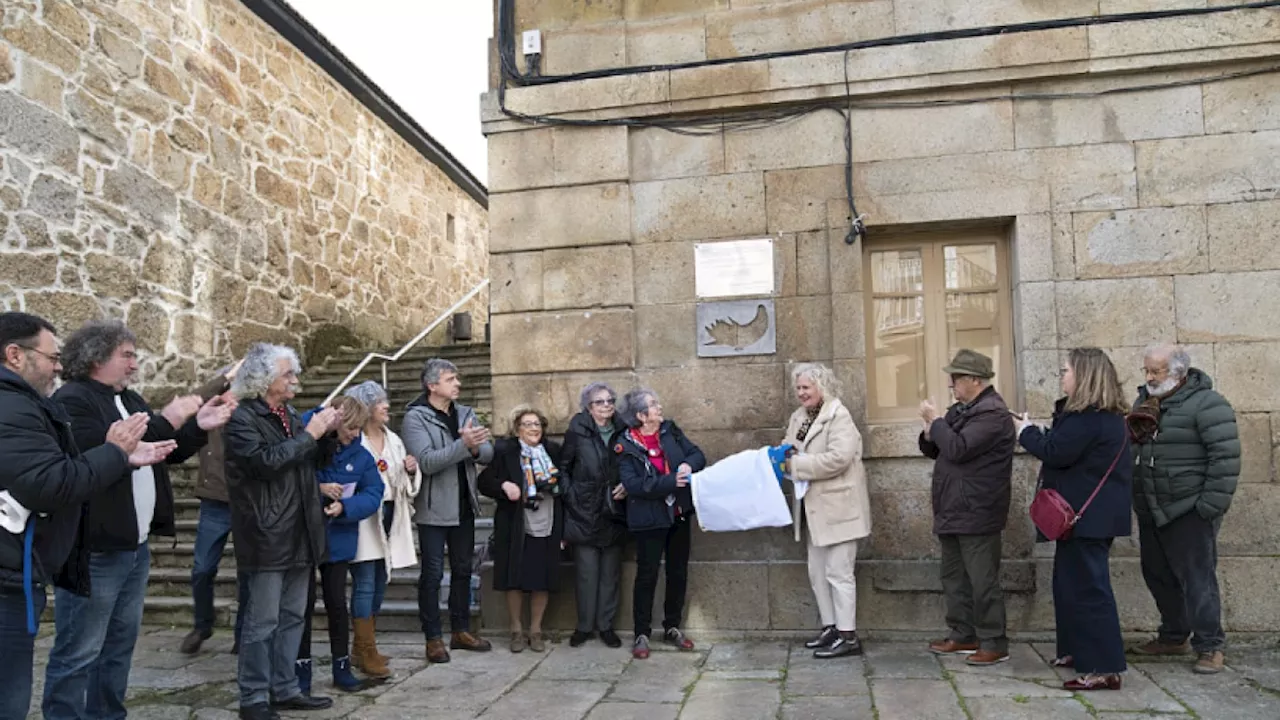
[945,245,998,290]
[873,296,925,411]
[871,250,923,293]
[945,292,1001,377]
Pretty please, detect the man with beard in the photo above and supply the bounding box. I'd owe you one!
[1128,345,1239,675]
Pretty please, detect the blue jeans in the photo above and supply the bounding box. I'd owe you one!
[0,586,46,720]
[349,560,387,619]
[417,516,474,639]
[191,499,249,639]
[238,567,310,707]
[44,543,151,720]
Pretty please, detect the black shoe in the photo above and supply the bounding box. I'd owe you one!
[180,629,211,655]
[569,631,592,647]
[805,626,838,650]
[600,630,622,648]
[231,638,241,655]
[814,632,863,659]
[271,694,334,711]
[238,703,280,720]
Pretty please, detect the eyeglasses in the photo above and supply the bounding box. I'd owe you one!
[1142,367,1168,378]
[518,421,543,429]
[19,345,61,364]
[589,398,616,407]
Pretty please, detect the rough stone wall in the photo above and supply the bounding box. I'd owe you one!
[0,0,487,398]
[484,0,1280,633]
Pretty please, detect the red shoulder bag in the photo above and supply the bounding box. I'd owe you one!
[1029,441,1126,541]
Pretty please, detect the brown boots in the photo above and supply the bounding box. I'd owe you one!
[351,618,391,679]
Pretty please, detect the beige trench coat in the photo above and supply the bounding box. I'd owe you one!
[783,398,873,547]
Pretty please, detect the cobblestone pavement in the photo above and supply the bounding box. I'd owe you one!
[24,628,1280,719]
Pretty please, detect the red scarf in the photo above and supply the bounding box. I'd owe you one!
[269,405,293,438]
[631,428,667,474]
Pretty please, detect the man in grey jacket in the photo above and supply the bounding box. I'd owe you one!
[402,358,494,663]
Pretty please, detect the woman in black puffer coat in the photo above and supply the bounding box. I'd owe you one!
[560,382,629,649]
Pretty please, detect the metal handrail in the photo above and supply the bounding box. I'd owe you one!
[321,278,490,406]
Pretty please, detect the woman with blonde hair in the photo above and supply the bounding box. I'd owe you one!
[343,381,421,679]
[477,406,565,653]
[1017,347,1132,691]
[783,363,872,659]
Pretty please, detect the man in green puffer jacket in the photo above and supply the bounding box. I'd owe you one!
[1128,345,1239,676]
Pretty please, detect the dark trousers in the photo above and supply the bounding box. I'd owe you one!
[0,586,45,720]
[418,516,475,639]
[298,563,351,661]
[633,519,692,639]
[1139,511,1226,653]
[573,543,622,634]
[191,499,249,640]
[939,533,1007,653]
[1054,538,1125,673]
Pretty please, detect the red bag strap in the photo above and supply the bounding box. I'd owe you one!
[1073,437,1128,522]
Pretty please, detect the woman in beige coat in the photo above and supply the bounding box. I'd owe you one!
[783,363,872,659]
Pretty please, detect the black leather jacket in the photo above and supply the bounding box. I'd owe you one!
[224,399,328,572]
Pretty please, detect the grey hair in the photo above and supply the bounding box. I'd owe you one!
[345,380,389,408]
[791,362,844,401]
[421,357,458,388]
[231,343,301,400]
[578,382,617,412]
[60,320,137,382]
[1144,344,1192,380]
[618,387,658,429]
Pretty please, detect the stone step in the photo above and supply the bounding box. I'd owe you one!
[327,342,491,365]
[304,362,493,385]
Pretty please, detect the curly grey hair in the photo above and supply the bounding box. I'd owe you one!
[231,343,301,400]
[791,362,844,402]
[421,357,458,388]
[578,381,617,413]
[60,320,137,382]
[344,380,389,409]
[1143,344,1192,380]
[618,387,659,429]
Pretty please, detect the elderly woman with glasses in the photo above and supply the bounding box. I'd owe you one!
[783,363,872,659]
[560,382,630,649]
[341,381,422,679]
[477,406,565,653]
[615,388,706,660]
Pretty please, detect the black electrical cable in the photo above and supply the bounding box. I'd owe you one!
[498,0,1280,86]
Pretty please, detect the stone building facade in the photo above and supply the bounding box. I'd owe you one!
[483,0,1280,634]
[1,0,488,398]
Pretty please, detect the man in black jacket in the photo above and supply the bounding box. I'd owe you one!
[225,342,340,720]
[0,312,174,720]
[42,321,235,720]
[918,350,1016,667]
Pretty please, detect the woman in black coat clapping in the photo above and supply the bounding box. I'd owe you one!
[1016,348,1132,692]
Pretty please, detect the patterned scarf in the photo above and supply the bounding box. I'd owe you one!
[519,440,560,495]
[795,401,824,443]
[270,404,293,438]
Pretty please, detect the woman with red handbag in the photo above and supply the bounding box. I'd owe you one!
[1016,348,1132,691]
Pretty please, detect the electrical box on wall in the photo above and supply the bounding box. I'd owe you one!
[522,29,541,55]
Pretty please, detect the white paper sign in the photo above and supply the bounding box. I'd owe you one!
[694,239,774,298]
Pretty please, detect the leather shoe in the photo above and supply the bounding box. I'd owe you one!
[237,703,279,720]
[271,694,333,710]
[600,630,622,648]
[180,629,211,655]
[451,631,492,652]
[966,650,1010,666]
[1063,674,1122,691]
[569,630,592,647]
[426,638,451,664]
[928,639,979,655]
[1130,637,1191,656]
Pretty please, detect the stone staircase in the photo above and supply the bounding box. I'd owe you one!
[132,341,496,633]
